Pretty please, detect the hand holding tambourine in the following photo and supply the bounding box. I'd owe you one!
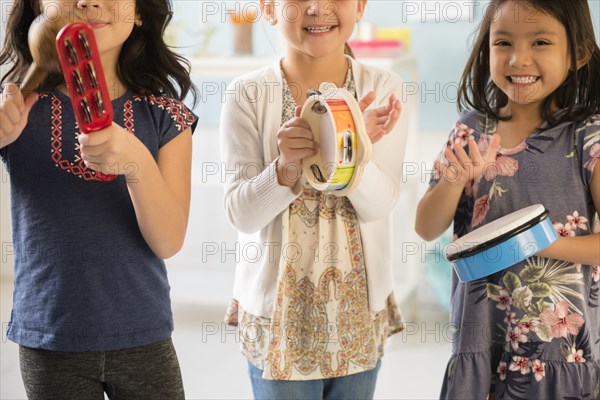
[301,82,400,195]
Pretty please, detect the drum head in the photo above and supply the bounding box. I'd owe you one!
[319,112,337,180]
[446,204,548,261]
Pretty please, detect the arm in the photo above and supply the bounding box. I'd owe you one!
[0,83,38,149]
[220,80,302,234]
[78,124,192,259]
[537,161,600,265]
[415,135,502,241]
[415,179,467,242]
[346,76,408,221]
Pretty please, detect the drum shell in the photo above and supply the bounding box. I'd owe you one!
[451,217,558,282]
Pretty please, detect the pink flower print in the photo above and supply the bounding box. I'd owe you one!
[497,361,508,381]
[472,194,491,227]
[592,265,599,283]
[499,141,528,156]
[518,320,539,334]
[539,301,584,338]
[506,326,528,350]
[553,222,575,237]
[454,122,474,146]
[583,143,600,172]
[509,356,531,375]
[531,359,546,382]
[504,310,517,325]
[566,346,586,363]
[494,155,519,178]
[567,211,588,231]
[490,288,512,310]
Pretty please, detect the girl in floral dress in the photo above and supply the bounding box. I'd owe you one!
[220,0,408,398]
[416,0,600,399]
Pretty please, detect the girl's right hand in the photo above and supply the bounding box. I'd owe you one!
[0,83,38,149]
[435,134,502,187]
[276,106,318,188]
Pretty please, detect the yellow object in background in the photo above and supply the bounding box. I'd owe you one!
[376,28,411,52]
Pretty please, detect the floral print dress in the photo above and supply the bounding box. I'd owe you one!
[431,110,600,399]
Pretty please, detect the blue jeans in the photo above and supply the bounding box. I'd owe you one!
[248,360,381,400]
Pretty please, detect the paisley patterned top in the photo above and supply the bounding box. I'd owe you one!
[431,110,600,399]
[225,63,403,380]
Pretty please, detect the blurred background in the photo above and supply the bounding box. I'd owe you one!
[1,1,599,398]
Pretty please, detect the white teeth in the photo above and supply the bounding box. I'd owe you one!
[306,26,333,33]
[510,76,539,84]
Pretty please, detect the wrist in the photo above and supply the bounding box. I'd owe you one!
[276,158,301,188]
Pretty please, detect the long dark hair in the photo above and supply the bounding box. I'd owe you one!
[0,0,197,105]
[457,0,600,128]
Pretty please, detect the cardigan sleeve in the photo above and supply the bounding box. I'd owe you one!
[220,77,301,234]
[347,72,409,221]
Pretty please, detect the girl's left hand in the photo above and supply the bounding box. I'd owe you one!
[78,123,150,180]
[358,91,401,144]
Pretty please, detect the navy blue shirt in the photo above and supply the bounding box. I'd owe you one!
[1,89,197,351]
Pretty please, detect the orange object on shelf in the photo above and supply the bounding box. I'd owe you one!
[230,9,257,54]
[230,10,258,25]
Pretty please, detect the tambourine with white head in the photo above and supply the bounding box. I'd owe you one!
[446,204,558,282]
[300,82,372,195]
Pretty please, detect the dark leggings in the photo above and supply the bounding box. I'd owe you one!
[19,338,185,400]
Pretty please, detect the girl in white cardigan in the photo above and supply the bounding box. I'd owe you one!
[220,0,409,398]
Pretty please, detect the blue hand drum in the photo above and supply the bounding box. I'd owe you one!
[445,204,558,282]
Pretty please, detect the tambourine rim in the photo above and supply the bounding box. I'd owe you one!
[301,88,364,191]
[446,209,550,262]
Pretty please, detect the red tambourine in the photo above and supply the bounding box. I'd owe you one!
[55,22,115,181]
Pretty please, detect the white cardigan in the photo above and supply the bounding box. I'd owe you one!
[220,56,409,317]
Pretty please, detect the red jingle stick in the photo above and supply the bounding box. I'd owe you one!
[55,22,115,181]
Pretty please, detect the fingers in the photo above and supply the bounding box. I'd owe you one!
[278,116,318,163]
[0,99,23,127]
[77,123,118,146]
[434,160,457,183]
[284,116,311,131]
[0,84,32,139]
[467,137,485,165]
[453,139,473,166]
[357,91,376,112]
[284,138,318,151]
[373,95,401,117]
[3,83,24,110]
[444,146,461,166]
[488,134,502,154]
[381,107,400,132]
[369,129,385,144]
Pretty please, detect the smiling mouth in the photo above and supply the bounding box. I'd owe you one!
[508,76,540,84]
[305,26,336,33]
